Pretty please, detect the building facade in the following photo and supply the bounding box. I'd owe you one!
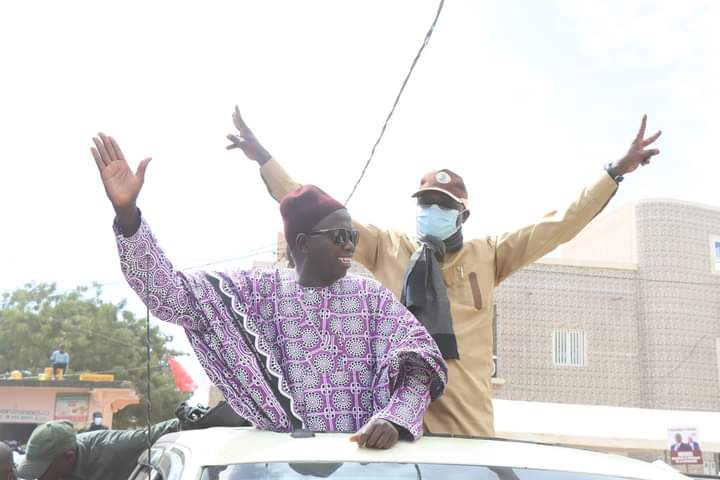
[0,378,139,443]
[493,199,720,412]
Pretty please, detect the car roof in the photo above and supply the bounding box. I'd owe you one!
[155,427,688,480]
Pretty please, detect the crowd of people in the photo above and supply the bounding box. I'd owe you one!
[7,109,661,479]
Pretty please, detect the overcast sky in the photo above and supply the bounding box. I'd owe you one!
[1,0,718,391]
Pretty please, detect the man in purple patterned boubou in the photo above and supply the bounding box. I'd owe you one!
[90,133,447,450]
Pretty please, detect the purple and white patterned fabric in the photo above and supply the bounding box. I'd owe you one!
[115,217,447,439]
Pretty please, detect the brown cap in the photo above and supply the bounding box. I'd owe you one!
[412,169,468,209]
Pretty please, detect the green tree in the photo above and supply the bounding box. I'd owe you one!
[0,283,190,428]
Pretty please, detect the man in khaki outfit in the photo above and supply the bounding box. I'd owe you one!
[227,108,661,437]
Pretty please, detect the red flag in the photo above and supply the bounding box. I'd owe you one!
[167,357,197,393]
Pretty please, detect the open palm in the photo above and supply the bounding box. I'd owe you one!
[91,133,151,211]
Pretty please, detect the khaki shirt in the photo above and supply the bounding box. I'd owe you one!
[261,159,617,436]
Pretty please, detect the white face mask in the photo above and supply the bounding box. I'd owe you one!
[93,417,103,425]
[416,204,462,240]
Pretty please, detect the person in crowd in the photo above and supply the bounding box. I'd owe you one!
[90,133,447,449]
[83,413,108,433]
[228,107,662,436]
[0,442,17,480]
[16,419,178,480]
[49,347,69,380]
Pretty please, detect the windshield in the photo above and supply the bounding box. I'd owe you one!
[200,462,639,480]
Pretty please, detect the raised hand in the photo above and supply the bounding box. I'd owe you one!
[226,106,272,165]
[349,418,400,449]
[611,115,662,176]
[91,133,150,235]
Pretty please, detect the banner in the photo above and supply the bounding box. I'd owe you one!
[668,426,703,465]
[0,408,51,423]
[54,394,90,424]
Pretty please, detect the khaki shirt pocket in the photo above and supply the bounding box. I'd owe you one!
[468,272,483,310]
[444,266,483,311]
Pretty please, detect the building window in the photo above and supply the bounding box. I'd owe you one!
[716,338,720,388]
[553,329,586,367]
[710,235,720,272]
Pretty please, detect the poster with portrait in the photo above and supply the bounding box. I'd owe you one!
[54,393,90,424]
[667,426,703,465]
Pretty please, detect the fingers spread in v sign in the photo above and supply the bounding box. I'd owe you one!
[610,115,663,177]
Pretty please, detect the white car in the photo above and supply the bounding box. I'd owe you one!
[127,427,691,480]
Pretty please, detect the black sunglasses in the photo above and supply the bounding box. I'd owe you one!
[308,228,360,246]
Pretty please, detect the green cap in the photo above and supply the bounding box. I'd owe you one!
[16,420,77,478]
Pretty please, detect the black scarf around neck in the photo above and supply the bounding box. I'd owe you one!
[400,230,462,359]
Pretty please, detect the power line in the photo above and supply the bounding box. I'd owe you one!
[0,242,279,298]
[182,245,278,271]
[3,247,720,353]
[57,322,147,351]
[519,266,720,288]
[53,258,720,347]
[144,258,153,467]
[5,363,163,381]
[344,0,445,205]
[0,243,280,366]
[664,334,710,379]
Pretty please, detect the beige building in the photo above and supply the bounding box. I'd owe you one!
[492,198,720,474]
[493,198,720,411]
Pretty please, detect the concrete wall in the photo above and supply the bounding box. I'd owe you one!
[493,199,720,412]
[557,203,637,265]
[634,200,720,411]
[494,262,640,406]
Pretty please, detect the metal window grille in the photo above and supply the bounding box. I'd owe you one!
[553,329,586,367]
